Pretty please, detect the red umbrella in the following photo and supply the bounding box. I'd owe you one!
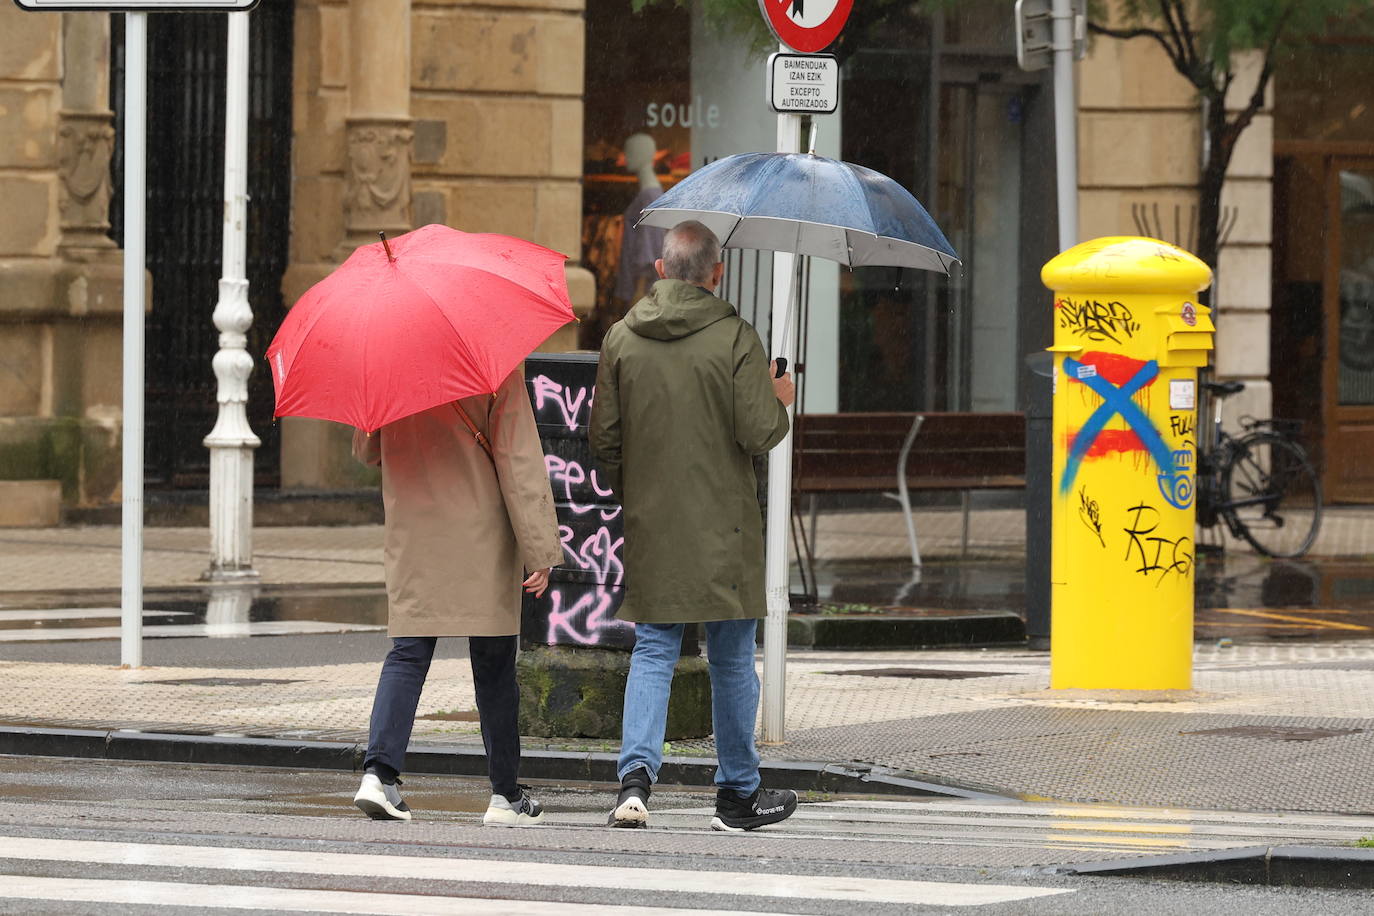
[266,224,575,433]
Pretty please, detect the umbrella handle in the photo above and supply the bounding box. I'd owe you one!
[773,357,788,378]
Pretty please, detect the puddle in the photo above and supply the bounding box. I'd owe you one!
[799,555,1374,642]
[0,586,388,636]
[9,554,1374,646]
[275,790,492,816]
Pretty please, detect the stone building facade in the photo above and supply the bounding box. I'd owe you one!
[0,1,1367,525]
[278,0,592,489]
[1078,40,1276,432]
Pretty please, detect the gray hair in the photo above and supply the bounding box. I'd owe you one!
[660,220,722,286]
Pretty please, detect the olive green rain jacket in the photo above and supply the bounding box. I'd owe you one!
[589,279,790,623]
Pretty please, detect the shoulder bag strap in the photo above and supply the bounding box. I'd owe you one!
[451,401,495,463]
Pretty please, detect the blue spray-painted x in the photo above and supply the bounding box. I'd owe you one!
[1061,357,1178,501]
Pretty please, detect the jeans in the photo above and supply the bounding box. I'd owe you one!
[618,618,761,795]
[364,635,521,800]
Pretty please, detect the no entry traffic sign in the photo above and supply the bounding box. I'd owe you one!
[757,0,853,54]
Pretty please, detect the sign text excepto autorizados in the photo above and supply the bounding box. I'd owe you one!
[767,53,839,115]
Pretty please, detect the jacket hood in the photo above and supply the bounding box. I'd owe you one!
[624,279,735,341]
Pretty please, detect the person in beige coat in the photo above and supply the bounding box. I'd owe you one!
[350,367,564,826]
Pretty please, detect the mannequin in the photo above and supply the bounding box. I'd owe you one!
[613,133,667,304]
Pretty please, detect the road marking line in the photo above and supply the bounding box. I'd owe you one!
[0,836,1071,907]
[0,876,769,916]
[0,608,192,622]
[1208,608,1372,631]
[0,621,385,642]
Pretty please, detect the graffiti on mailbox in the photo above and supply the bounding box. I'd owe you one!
[1061,352,1194,511]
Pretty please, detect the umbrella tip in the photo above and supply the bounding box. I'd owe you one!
[379,231,395,263]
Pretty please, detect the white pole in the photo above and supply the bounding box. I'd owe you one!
[204,10,260,582]
[1051,0,1079,251]
[761,107,801,745]
[120,11,148,668]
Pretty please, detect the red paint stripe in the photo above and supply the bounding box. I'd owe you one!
[1078,351,1155,387]
[1066,428,1148,457]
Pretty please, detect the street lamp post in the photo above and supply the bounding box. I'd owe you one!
[203,9,260,582]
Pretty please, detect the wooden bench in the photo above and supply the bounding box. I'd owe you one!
[792,412,1026,566]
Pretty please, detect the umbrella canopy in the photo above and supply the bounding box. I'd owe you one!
[636,151,959,273]
[266,224,575,433]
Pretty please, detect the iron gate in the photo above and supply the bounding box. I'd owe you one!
[111,5,294,488]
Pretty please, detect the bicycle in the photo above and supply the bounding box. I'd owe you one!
[1195,378,1323,558]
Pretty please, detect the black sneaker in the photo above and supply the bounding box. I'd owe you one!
[710,786,797,832]
[607,767,651,828]
[482,785,545,827]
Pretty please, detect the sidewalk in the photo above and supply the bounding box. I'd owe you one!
[3,509,1374,819]
[3,639,1373,815]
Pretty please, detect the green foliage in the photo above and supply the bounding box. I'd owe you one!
[1358,835,1374,847]
[1107,0,1374,92]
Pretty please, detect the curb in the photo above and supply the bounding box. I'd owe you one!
[0,725,1004,801]
[1047,845,1374,889]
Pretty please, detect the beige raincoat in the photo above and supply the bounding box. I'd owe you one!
[352,367,564,637]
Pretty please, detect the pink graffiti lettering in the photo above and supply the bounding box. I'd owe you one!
[545,456,621,520]
[532,375,592,432]
[544,586,631,646]
[557,525,624,585]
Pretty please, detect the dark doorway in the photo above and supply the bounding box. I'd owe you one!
[110,6,294,489]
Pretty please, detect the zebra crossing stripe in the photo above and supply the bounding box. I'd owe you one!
[0,875,768,915]
[0,835,1072,907]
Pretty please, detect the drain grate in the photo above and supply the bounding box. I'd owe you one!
[1181,725,1365,742]
[143,677,303,688]
[827,668,1016,680]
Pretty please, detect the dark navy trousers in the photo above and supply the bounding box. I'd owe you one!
[364,635,521,800]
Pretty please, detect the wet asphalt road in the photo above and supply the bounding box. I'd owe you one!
[0,756,1371,915]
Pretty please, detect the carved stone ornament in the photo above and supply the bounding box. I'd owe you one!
[56,111,115,233]
[344,119,414,235]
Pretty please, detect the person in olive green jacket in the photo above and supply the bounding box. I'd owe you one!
[590,219,800,833]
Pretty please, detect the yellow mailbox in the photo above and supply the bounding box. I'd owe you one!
[1042,237,1214,690]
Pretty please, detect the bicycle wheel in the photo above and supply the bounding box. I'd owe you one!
[1221,432,1323,558]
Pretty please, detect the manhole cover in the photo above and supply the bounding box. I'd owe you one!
[827,668,1016,680]
[1181,725,1365,742]
[143,677,303,688]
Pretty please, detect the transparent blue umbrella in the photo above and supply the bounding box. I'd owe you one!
[637,150,960,273]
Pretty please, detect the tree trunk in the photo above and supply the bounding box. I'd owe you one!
[1196,92,1233,306]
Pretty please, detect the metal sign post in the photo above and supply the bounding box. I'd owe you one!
[1015,0,1085,252]
[756,0,852,745]
[16,0,263,667]
[763,102,801,745]
[120,11,148,668]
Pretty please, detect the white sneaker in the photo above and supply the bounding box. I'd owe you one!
[353,773,412,821]
[482,788,545,827]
